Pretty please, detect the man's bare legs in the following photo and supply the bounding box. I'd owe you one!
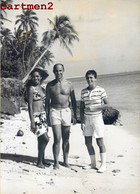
[52,124,62,169]
[96,138,106,173]
[62,126,70,167]
[85,136,95,155]
[96,138,106,153]
[84,136,96,169]
[52,125,71,169]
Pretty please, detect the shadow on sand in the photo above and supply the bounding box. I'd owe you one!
[0,153,84,170]
[0,153,53,166]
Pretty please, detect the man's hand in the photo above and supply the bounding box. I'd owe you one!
[72,116,77,125]
[85,106,100,112]
[81,123,85,131]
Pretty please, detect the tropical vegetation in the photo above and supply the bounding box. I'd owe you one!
[0,7,79,81]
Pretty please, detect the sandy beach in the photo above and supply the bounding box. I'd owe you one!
[0,107,140,194]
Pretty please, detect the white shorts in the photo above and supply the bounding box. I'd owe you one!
[83,113,104,138]
[49,107,71,126]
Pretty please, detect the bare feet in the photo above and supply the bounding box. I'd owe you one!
[62,163,71,168]
[53,164,59,170]
[43,161,51,167]
[37,163,45,169]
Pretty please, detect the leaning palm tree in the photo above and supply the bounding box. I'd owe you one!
[15,10,39,70]
[33,46,54,68]
[42,15,79,54]
[22,15,79,83]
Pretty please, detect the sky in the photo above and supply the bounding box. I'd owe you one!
[3,0,140,79]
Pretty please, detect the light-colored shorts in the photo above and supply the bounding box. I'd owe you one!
[83,113,104,138]
[32,111,48,137]
[49,107,71,126]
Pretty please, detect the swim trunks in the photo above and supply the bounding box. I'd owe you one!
[83,113,104,138]
[49,107,71,126]
[32,111,48,137]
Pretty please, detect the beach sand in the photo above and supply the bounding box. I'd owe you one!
[0,108,140,194]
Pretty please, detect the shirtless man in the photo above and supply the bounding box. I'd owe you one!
[45,63,77,169]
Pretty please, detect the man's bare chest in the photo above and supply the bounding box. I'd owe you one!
[50,83,70,95]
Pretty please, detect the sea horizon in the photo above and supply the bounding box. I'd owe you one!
[67,70,140,80]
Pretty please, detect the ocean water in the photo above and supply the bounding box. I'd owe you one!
[69,71,140,113]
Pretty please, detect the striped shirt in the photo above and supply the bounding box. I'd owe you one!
[81,86,107,115]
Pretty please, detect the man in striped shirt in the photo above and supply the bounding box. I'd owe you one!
[80,70,109,173]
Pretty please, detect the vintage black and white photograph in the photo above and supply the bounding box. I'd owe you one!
[0,0,140,193]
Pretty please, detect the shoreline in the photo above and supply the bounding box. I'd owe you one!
[67,70,140,80]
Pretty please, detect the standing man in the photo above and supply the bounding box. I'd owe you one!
[80,70,109,173]
[45,63,77,169]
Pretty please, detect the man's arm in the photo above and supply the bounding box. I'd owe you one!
[80,101,85,124]
[45,83,51,125]
[80,101,85,131]
[96,97,109,110]
[70,83,77,124]
[85,97,110,112]
[102,97,109,108]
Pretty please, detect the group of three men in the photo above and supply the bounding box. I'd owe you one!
[45,63,108,173]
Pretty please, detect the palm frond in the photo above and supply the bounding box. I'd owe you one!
[47,18,55,27]
[30,16,39,21]
[42,30,56,47]
[59,37,73,56]
[62,23,78,35]
[57,15,70,25]
[15,10,39,32]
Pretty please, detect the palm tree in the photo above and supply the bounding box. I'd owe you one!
[0,0,12,26]
[24,30,38,63]
[22,15,79,83]
[15,10,38,32]
[0,28,14,64]
[15,10,39,70]
[33,46,54,68]
[0,28,13,45]
[42,15,79,54]
[0,28,16,77]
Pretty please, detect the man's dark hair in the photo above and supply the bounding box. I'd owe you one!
[85,70,97,79]
[53,63,64,73]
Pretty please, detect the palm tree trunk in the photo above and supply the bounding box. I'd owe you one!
[22,46,49,83]
[22,42,27,70]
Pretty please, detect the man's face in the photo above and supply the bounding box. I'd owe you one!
[86,74,96,87]
[54,65,64,80]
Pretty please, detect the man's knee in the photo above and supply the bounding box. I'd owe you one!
[63,137,69,145]
[62,128,70,142]
[54,136,61,145]
[85,138,92,147]
[96,138,104,147]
